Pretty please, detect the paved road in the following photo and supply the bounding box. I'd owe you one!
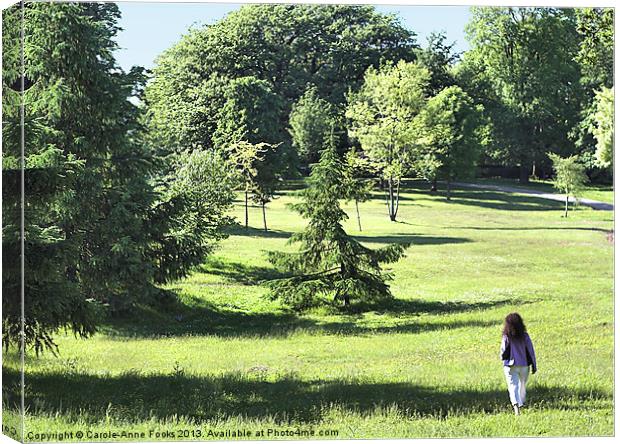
[454,182,614,211]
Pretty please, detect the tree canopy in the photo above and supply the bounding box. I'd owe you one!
[415,86,485,199]
[144,4,419,160]
[346,60,430,221]
[465,7,583,182]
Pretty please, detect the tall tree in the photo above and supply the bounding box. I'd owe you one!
[346,60,430,221]
[289,86,338,167]
[572,8,614,178]
[417,32,459,96]
[415,86,485,200]
[590,87,614,169]
[267,141,409,309]
[465,7,583,183]
[575,8,614,89]
[213,76,285,230]
[145,4,418,159]
[2,2,154,350]
[2,2,237,352]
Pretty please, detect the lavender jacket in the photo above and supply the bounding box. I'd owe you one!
[500,333,537,372]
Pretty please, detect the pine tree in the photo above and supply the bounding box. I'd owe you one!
[267,140,409,310]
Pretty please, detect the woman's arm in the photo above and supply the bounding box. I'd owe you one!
[500,334,508,360]
[526,334,537,373]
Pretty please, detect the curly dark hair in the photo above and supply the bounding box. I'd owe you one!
[503,312,526,339]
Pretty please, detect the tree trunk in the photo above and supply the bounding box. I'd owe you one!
[244,190,249,228]
[343,294,350,306]
[355,200,362,231]
[519,163,530,184]
[446,180,451,201]
[565,195,569,218]
[431,177,437,192]
[388,177,397,222]
[262,201,267,231]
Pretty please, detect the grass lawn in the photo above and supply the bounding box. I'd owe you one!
[2,180,614,440]
[471,177,614,204]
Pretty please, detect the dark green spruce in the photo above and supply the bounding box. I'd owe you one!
[267,141,409,310]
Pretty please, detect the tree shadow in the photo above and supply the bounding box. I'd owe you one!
[227,225,293,239]
[354,234,471,246]
[422,189,567,212]
[3,367,610,424]
[362,297,538,316]
[198,257,286,285]
[100,295,524,340]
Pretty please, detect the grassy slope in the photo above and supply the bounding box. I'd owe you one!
[3,181,614,439]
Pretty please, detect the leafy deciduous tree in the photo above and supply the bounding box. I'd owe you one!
[415,86,485,200]
[145,4,418,160]
[214,76,285,231]
[289,86,338,167]
[548,153,589,217]
[465,7,583,183]
[346,61,430,221]
[590,87,614,169]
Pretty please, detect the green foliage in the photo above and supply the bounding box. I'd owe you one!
[549,153,589,196]
[548,153,589,217]
[267,144,408,309]
[465,8,583,180]
[226,140,280,229]
[2,2,145,351]
[346,60,430,221]
[213,76,284,151]
[575,8,614,89]
[342,147,375,204]
[1,3,236,352]
[590,87,614,169]
[415,86,484,199]
[148,150,236,284]
[342,147,376,230]
[213,76,286,228]
[144,4,417,161]
[289,86,338,167]
[417,32,459,96]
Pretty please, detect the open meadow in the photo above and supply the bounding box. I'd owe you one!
[2,181,614,439]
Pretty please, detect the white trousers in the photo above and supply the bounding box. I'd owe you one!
[503,365,530,406]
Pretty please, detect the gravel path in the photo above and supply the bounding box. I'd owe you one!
[454,182,614,211]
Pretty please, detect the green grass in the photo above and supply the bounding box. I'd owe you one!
[2,180,614,440]
[471,177,614,204]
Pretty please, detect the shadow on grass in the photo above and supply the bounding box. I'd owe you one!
[424,189,566,212]
[389,180,565,212]
[198,258,286,285]
[226,225,293,239]
[354,234,471,246]
[100,296,524,340]
[4,367,610,423]
[362,297,536,316]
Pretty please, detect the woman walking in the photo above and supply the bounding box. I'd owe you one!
[500,312,537,416]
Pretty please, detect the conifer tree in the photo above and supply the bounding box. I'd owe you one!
[267,139,409,310]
